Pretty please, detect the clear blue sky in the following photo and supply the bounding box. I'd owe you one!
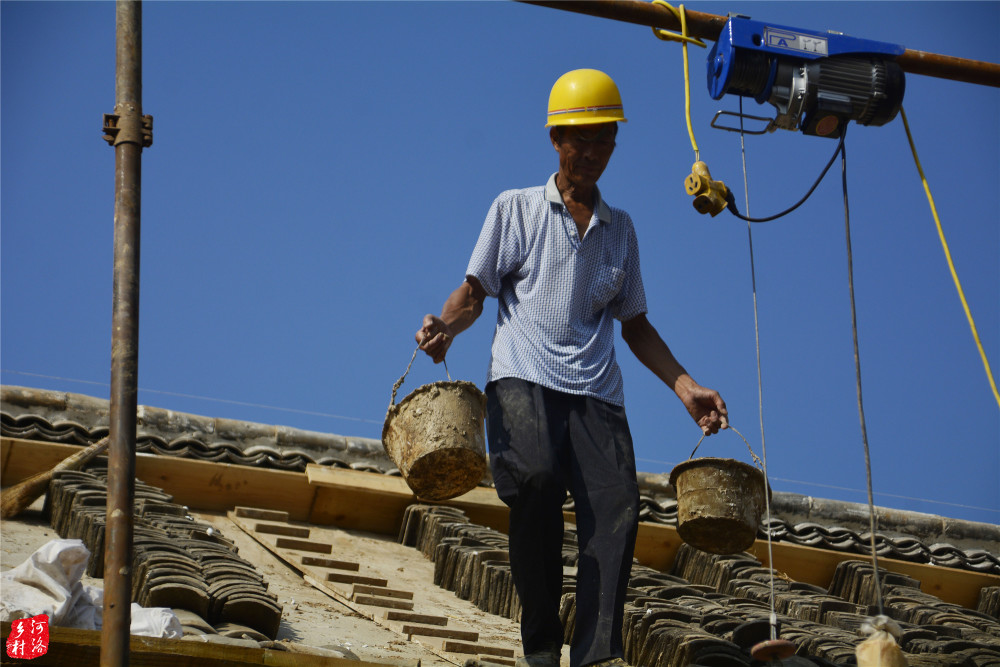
[2,2,997,525]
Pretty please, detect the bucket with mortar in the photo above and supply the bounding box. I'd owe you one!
[382,348,488,501]
[668,427,770,554]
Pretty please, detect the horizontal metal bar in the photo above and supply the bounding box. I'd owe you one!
[518,0,1000,88]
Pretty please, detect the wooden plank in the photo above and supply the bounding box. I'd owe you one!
[395,624,478,642]
[307,466,415,495]
[0,438,78,487]
[305,465,509,534]
[1,437,13,479]
[426,639,516,658]
[136,457,315,521]
[235,507,290,522]
[634,520,999,609]
[354,594,415,610]
[274,537,332,554]
[231,517,524,664]
[0,621,411,667]
[0,438,317,521]
[380,610,448,627]
[632,518,685,572]
[233,516,522,660]
[353,584,413,600]
[327,572,389,587]
[300,555,360,572]
[254,522,311,538]
[747,538,1000,610]
[309,485,405,535]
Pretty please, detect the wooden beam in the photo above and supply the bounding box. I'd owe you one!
[305,465,511,534]
[0,621,415,667]
[307,466,1000,609]
[0,437,317,521]
[748,538,999,610]
[1,438,79,487]
[3,438,996,609]
[633,521,999,609]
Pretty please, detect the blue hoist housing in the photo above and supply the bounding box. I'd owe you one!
[708,17,906,137]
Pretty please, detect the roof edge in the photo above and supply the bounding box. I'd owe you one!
[0,384,385,460]
[4,385,997,550]
[634,471,1000,550]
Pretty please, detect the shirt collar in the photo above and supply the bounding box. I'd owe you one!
[545,173,612,224]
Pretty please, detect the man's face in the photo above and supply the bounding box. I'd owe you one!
[551,123,617,189]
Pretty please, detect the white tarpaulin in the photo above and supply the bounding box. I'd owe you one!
[0,538,182,638]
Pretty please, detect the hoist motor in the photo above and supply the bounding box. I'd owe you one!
[707,17,906,138]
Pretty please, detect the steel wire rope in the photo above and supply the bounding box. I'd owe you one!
[838,128,886,615]
[899,107,1000,410]
[726,111,889,627]
[651,13,783,634]
[734,95,780,641]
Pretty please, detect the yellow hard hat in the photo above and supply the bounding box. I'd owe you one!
[546,69,627,127]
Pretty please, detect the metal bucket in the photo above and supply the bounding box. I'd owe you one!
[382,380,488,501]
[669,457,769,554]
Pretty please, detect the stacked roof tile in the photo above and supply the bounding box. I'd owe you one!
[43,463,283,640]
[401,505,1000,666]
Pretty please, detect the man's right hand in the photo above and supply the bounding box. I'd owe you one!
[416,314,453,364]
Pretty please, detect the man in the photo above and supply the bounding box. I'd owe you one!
[416,69,727,667]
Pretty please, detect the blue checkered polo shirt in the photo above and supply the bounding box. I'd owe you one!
[466,173,648,406]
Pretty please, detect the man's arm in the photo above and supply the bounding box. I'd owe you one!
[415,277,487,363]
[621,313,728,435]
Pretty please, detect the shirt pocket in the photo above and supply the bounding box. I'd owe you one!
[590,265,625,314]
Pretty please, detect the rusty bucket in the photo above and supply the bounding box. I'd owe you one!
[383,374,488,501]
[669,457,769,554]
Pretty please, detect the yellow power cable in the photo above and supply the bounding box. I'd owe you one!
[650,1,705,161]
[900,107,1000,410]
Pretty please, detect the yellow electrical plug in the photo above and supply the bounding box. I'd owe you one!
[685,161,730,217]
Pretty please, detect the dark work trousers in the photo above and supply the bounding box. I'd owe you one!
[485,378,640,667]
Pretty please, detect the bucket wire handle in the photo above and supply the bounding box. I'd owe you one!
[389,343,452,407]
[689,423,763,469]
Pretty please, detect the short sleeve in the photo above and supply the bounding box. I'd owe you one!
[466,191,525,297]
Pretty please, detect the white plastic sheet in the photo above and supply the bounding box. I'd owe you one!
[1,538,182,639]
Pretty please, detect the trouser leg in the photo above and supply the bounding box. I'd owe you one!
[566,398,639,667]
[486,379,568,656]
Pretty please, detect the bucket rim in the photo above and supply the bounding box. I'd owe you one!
[382,379,487,442]
[669,456,771,497]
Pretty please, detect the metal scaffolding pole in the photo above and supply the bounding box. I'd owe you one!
[518,0,1000,88]
[101,0,151,664]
